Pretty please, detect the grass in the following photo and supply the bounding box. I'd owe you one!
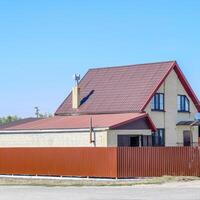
[0,176,199,187]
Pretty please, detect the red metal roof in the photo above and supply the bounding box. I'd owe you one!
[55,61,200,115]
[1,113,156,131]
[0,118,41,129]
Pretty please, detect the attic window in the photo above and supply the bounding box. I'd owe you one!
[177,95,190,112]
[151,93,164,111]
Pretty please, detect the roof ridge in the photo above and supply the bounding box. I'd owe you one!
[55,111,144,117]
[88,60,176,71]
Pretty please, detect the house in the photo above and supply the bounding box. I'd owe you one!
[0,61,199,147]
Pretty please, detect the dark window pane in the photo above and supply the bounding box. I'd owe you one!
[142,135,148,146]
[177,96,181,111]
[152,129,165,146]
[147,135,152,146]
[185,97,189,111]
[198,126,200,138]
[151,93,164,111]
[151,96,155,110]
[159,129,165,146]
[178,95,190,112]
[160,94,164,110]
[181,96,184,110]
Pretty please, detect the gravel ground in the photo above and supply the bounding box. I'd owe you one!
[0,181,200,200]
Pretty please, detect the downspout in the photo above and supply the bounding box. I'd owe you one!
[89,117,95,145]
[190,120,198,146]
[163,81,166,145]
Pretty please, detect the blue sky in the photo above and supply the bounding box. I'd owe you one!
[0,0,200,117]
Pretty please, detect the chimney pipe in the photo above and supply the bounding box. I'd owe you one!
[72,86,80,109]
[72,74,81,109]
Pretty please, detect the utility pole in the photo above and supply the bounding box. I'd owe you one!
[34,107,40,118]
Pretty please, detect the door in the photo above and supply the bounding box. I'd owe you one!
[199,126,200,145]
[117,135,130,147]
[130,136,139,147]
[183,131,192,146]
[117,135,140,147]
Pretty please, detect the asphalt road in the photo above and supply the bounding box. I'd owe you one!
[1,181,200,200]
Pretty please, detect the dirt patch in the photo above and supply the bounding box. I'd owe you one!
[0,176,199,187]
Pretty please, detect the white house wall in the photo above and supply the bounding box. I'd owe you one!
[145,70,198,146]
[0,131,108,147]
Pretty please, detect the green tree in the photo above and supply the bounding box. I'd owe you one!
[38,113,53,118]
[0,115,21,125]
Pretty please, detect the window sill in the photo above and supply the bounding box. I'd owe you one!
[152,145,165,147]
[151,109,165,112]
[178,111,190,113]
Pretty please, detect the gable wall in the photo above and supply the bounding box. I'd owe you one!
[145,70,198,146]
[114,118,149,130]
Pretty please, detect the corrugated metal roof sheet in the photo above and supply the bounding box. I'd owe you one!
[0,118,41,129]
[55,61,200,115]
[55,61,176,115]
[0,113,155,131]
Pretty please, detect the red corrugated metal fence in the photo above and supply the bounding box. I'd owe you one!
[0,148,117,178]
[117,147,200,178]
[0,147,200,178]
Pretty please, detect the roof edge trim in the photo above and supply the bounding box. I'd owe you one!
[0,127,109,134]
[141,61,176,111]
[174,65,200,112]
[109,113,156,131]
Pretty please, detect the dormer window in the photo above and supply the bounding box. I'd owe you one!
[151,93,164,111]
[177,95,190,112]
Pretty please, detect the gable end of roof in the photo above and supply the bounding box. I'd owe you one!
[141,61,200,112]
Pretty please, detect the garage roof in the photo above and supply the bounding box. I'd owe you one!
[0,113,156,131]
[0,118,41,129]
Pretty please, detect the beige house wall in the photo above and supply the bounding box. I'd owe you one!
[176,126,199,146]
[145,70,198,146]
[0,131,108,147]
[0,129,153,147]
